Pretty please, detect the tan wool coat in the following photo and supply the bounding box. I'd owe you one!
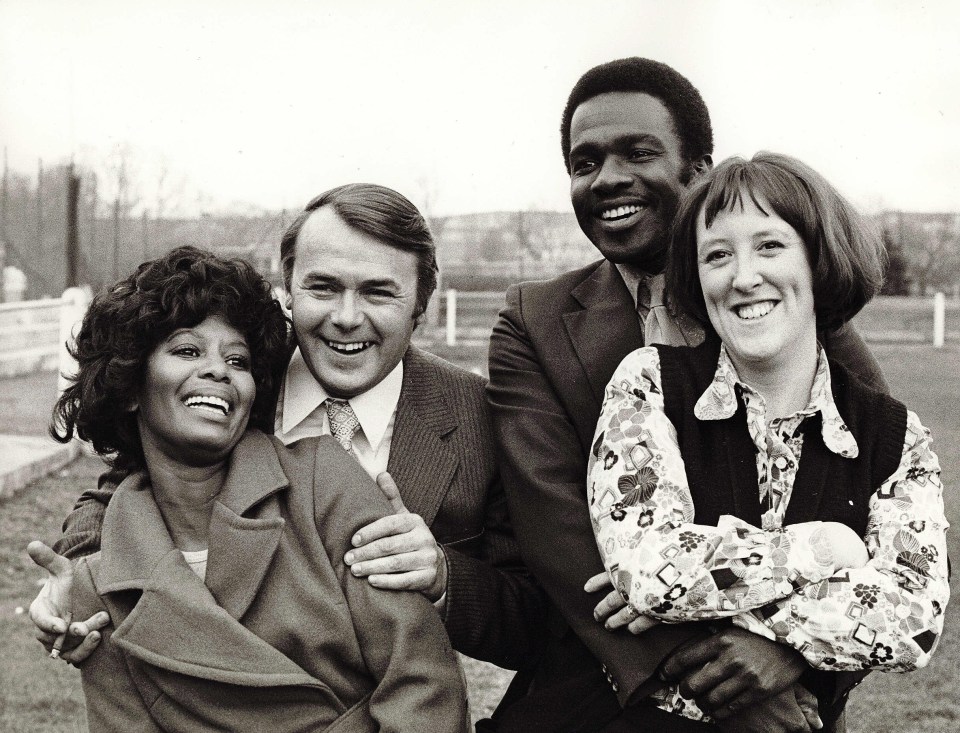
[72,430,468,733]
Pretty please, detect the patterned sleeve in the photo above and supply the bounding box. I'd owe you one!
[588,347,841,622]
[753,410,949,671]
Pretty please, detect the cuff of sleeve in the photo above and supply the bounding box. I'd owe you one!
[715,516,835,592]
[731,612,777,641]
[781,521,839,587]
[432,591,447,616]
[432,547,451,620]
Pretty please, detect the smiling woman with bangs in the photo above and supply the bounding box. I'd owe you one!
[33,246,467,733]
[587,153,949,730]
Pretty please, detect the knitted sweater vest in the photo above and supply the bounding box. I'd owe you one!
[656,338,907,541]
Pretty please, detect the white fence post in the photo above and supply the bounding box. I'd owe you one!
[57,287,91,394]
[933,292,945,348]
[446,289,457,347]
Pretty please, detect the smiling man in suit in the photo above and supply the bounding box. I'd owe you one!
[33,183,546,676]
[486,58,886,732]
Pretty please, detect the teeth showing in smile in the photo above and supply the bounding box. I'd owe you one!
[184,395,230,415]
[736,301,776,320]
[600,204,643,221]
[326,339,373,354]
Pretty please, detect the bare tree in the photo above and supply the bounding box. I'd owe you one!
[894,213,960,294]
[153,154,187,221]
[102,144,142,279]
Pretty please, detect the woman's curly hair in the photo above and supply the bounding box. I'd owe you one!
[51,246,290,471]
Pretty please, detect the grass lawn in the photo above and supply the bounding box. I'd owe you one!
[1,344,957,732]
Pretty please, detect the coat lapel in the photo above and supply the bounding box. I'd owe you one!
[204,431,288,620]
[387,348,459,527]
[563,261,644,407]
[106,550,323,689]
[94,432,315,687]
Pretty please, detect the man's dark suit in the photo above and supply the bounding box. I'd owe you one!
[56,344,547,671]
[486,259,887,731]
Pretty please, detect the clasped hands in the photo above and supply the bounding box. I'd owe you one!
[585,572,823,732]
[27,471,446,666]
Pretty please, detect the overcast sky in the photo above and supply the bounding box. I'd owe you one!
[2,0,958,217]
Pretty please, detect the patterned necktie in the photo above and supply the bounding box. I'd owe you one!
[639,274,704,347]
[326,398,360,457]
[636,277,653,324]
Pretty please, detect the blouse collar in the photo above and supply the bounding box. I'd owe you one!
[693,343,859,458]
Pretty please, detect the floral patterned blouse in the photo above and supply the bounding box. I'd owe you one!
[588,344,949,721]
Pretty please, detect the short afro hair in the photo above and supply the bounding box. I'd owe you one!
[666,152,886,333]
[51,246,290,471]
[560,57,714,172]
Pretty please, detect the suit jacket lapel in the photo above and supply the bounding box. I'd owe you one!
[563,261,644,407]
[387,347,459,527]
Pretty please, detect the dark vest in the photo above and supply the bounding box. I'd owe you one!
[657,338,907,538]
[655,338,908,728]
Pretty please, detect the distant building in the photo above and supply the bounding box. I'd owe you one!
[432,210,595,289]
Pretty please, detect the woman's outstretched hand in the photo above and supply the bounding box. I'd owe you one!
[27,541,109,666]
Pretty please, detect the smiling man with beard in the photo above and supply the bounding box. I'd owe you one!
[486,58,888,732]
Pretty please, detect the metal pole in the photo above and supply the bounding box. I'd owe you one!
[446,288,457,347]
[37,158,44,253]
[58,287,90,394]
[0,147,7,301]
[113,197,121,280]
[89,173,98,287]
[65,164,80,288]
[1,147,7,236]
[142,210,149,261]
[933,292,945,348]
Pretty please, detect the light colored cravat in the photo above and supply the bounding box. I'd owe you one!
[325,398,361,457]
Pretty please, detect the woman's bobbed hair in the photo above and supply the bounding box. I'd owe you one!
[51,246,290,471]
[667,151,886,333]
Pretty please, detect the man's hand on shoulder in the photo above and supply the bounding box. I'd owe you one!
[344,473,448,602]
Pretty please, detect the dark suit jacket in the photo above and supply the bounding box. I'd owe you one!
[57,345,547,671]
[73,432,467,732]
[486,259,887,731]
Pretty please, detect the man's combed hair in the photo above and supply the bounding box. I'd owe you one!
[666,152,887,332]
[560,57,714,171]
[50,246,290,471]
[279,183,438,319]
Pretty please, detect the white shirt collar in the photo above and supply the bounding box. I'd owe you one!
[279,347,404,452]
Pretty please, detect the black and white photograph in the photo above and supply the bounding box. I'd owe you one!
[1,1,957,731]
